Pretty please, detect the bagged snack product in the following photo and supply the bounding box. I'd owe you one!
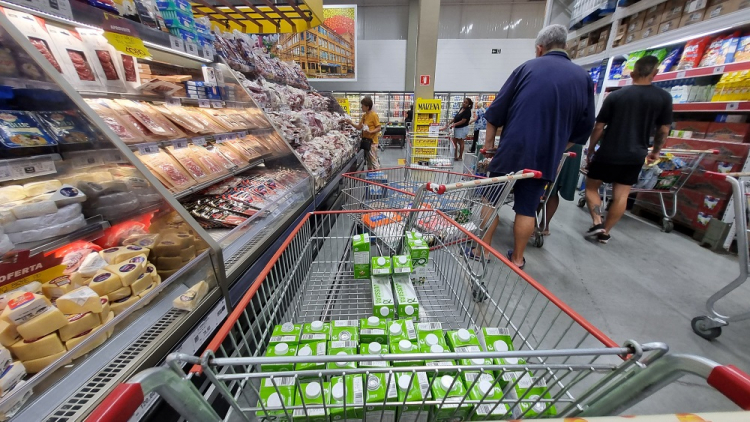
[136,149,196,192]
[677,36,713,70]
[658,46,683,73]
[164,145,212,182]
[735,35,750,63]
[0,110,56,148]
[699,35,729,67]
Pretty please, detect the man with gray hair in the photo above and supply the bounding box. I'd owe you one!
[468,24,595,270]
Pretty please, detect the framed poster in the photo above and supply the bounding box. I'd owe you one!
[277,5,357,81]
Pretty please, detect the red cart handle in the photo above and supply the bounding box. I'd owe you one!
[565,152,577,158]
[86,383,144,422]
[705,171,728,181]
[707,365,750,410]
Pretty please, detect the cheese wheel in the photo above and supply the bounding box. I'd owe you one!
[0,283,42,311]
[105,261,143,287]
[97,297,111,324]
[78,252,108,278]
[110,295,138,316]
[41,275,75,301]
[157,268,177,279]
[153,239,182,257]
[0,348,11,373]
[180,245,196,262]
[1,292,51,325]
[99,246,149,265]
[106,286,131,302]
[156,255,183,271]
[23,180,61,197]
[56,287,104,314]
[0,362,26,395]
[10,333,64,360]
[130,272,152,295]
[126,254,148,271]
[17,307,68,341]
[88,270,122,296]
[173,280,208,312]
[122,234,160,249]
[22,350,69,374]
[0,321,19,348]
[66,326,107,359]
[59,312,100,342]
[0,186,25,202]
[172,233,195,247]
[10,198,57,219]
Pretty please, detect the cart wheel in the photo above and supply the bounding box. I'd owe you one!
[533,233,544,248]
[691,316,722,340]
[663,220,674,233]
[577,198,586,208]
[472,282,488,303]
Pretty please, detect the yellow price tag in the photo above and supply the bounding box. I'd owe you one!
[337,98,350,114]
[104,31,151,59]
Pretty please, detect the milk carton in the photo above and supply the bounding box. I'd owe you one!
[301,321,330,343]
[353,234,371,279]
[371,276,395,319]
[327,341,358,371]
[257,376,296,422]
[390,339,424,367]
[423,343,455,372]
[364,373,398,422]
[329,375,364,421]
[477,327,513,354]
[512,374,557,418]
[269,322,302,345]
[463,372,508,420]
[405,238,429,283]
[359,341,389,369]
[429,375,471,422]
[360,316,388,344]
[296,341,327,373]
[395,372,431,422]
[392,255,412,274]
[388,320,417,345]
[446,328,492,367]
[261,342,298,372]
[416,322,448,351]
[293,381,329,422]
[371,256,392,276]
[392,257,419,320]
[331,320,360,342]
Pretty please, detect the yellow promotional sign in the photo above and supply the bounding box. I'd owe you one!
[414,138,438,147]
[415,98,442,114]
[104,32,151,59]
[337,98,350,114]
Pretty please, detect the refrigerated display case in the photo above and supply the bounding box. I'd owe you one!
[435,92,496,124]
[331,91,414,124]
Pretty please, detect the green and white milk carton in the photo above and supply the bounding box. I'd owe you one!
[388,319,417,346]
[327,341,358,371]
[293,381,329,422]
[360,316,388,344]
[301,321,330,343]
[257,376,297,421]
[462,372,508,420]
[392,256,419,320]
[477,327,513,355]
[446,328,492,367]
[405,237,429,284]
[364,373,398,422]
[329,375,364,421]
[269,322,302,346]
[371,256,392,276]
[295,341,327,373]
[390,339,424,367]
[498,356,528,388]
[359,341,389,369]
[429,375,471,422]
[416,322,448,351]
[423,343,456,373]
[511,373,557,418]
[262,343,298,372]
[371,276,395,319]
[395,372,431,422]
[331,320,360,342]
[353,234,371,279]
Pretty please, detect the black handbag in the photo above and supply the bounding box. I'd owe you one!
[360,137,372,152]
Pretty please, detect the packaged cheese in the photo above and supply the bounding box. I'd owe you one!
[43,185,87,206]
[41,276,75,301]
[99,245,149,265]
[10,333,64,360]
[56,287,104,314]
[66,326,107,359]
[0,321,20,348]
[130,272,153,295]
[0,348,11,373]
[23,180,62,197]
[3,203,82,234]
[98,297,111,324]
[0,235,12,256]
[22,350,69,373]
[0,110,57,148]
[136,150,196,192]
[110,295,139,316]
[1,292,51,325]
[105,261,144,287]
[103,311,115,337]
[0,362,25,394]
[78,251,108,278]
[0,283,43,311]
[0,379,33,419]
[10,197,57,219]
[172,280,208,312]
[106,286,131,301]
[7,214,85,244]
[0,186,26,202]
[17,307,68,340]
[122,234,160,249]
[59,311,100,342]
[88,270,122,296]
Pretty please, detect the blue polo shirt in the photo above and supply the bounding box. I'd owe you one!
[485,51,595,181]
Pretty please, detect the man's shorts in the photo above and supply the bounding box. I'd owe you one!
[587,161,642,186]
[487,172,548,217]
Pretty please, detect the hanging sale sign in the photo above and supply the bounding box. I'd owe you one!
[101,14,151,59]
[337,98,350,114]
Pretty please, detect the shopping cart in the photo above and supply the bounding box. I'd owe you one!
[577,148,719,233]
[407,131,454,169]
[692,171,750,340]
[89,209,750,422]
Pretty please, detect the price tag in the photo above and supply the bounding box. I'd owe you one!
[198,99,211,108]
[726,102,740,111]
[104,31,151,59]
[215,134,226,144]
[172,138,188,149]
[202,45,212,59]
[166,96,181,107]
[70,154,102,168]
[137,143,160,155]
[8,158,56,180]
[105,150,126,163]
[169,35,185,52]
[185,42,199,56]
[713,65,725,74]
[211,101,224,109]
[0,163,11,182]
[676,70,687,79]
[192,136,207,146]
[236,131,247,138]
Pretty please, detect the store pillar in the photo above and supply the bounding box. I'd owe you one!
[413,0,440,99]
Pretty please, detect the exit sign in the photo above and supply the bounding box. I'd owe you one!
[492,49,501,54]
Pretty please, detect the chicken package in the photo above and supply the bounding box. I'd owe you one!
[45,25,104,91]
[77,28,127,93]
[136,149,196,192]
[164,145,213,183]
[183,108,227,134]
[85,99,146,144]
[153,105,211,135]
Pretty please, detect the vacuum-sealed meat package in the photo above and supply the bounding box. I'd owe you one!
[29,37,63,73]
[214,143,246,167]
[103,99,165,141]
[154,105,211,135]
[96,50,119,80]
[164,145,212,183]
[121,54,138,82]
[202,145,236,170]
[136,149,197,192]
[85,99,145,144]
[66,49,96,81]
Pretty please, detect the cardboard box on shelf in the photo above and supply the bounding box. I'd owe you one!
[616,17,629,36]
[704,0,741,18]
[625,30,641,44]
[596,40,607,53]
[577,47,588,57]
[662,0,687,21]
[588,44,598,55]
[685,0,708,12]
[578,36,590,49]
[658,17,681,33]
[598,26,611,43]
[627,12,646,32]
[706,122,750,143]
[641,25,658,39]
[673,121,712,138]
[644,13,662,28]
[679,9,705,26]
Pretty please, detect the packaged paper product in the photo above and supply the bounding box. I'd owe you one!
[9,332,64,361]
[256,377,296,421]
[430,375,471,422]
[677,36,713,70]
[16,307,68,341]
[463,372,508,420]
[7,214,85,244]
[10,196,57,219]
[330,320,359,342]
[0,234,12,255]
[0,292,52,325]
[395,372,430,422]
[3,203,82,234]
[56,287,104,314]
[0,362,25,395]
[172,280,208,311]
[136,150,196,192]
[446,328,492,367]
[0,186,26,202]
[0,110,56,148]
[359,316,387,344]
[261,342,298,372]
[293,382,328,422]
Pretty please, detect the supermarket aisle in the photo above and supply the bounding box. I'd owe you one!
[377,147,750,414]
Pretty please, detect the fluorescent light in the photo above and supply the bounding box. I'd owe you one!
[648,25,739,49]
